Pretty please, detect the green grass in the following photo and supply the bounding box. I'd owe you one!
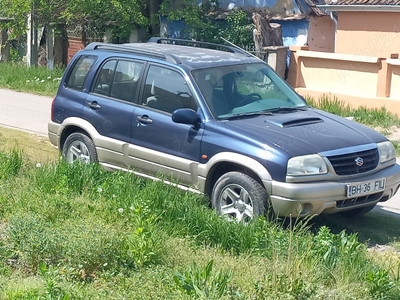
[306,94,400,129]
[0,145,400,299]
[0,62,63,96]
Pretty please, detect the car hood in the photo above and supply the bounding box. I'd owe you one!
[221,109,387,157]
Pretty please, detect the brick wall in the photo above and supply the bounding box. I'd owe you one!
[68,37,86,63]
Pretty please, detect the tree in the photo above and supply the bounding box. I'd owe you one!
[0,0,158,43]
[161,0,220,42]
[0,0,255,59]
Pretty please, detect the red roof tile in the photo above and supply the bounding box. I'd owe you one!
[304,0,329,15]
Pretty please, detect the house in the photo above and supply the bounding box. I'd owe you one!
[318,0,400,57]
[287,0,400,115]
[160,0,335,52]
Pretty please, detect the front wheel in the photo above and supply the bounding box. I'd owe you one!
[62,132,98,164]
[211,171,268,222]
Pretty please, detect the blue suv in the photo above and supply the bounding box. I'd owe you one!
[48,38,400,221]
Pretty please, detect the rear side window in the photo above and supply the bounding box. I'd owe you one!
[66,55,96,90]
[92,59,144,102]
[93,60,117,96]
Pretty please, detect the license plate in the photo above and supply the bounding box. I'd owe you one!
[347,178,386,197]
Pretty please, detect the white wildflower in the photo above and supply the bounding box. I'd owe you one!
[130,205,135,211]
[36,163,41,168]
[26,80,30,83]
[97,187,103,193]
[47,76,51,79]
[40,79,45,83]
[118,208,124,213]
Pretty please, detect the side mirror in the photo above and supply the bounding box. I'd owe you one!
[172,108,201,126]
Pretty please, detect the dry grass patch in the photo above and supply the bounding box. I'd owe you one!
[0,127,58,164]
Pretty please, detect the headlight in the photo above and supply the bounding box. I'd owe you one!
[287,154,328,176]
[377,141,396,163]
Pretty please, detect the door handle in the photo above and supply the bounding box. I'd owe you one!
[137,115,153,124]
[87,101,101,110]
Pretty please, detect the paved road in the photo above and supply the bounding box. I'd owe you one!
[0,89,53,135]
[0,88,399,216]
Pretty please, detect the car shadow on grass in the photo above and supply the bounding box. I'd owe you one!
[310,211,400,247]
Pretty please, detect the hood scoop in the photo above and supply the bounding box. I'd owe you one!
[268,117,324,128]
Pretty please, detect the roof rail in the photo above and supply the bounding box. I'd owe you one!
[84,42,181,64]
[147,37,250,56]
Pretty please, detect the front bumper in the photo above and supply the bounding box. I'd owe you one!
[266,163,400,217]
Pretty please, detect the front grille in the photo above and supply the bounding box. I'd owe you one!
[336,191,383,208]
[326,148,379,176]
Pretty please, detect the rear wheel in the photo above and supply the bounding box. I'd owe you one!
[62,133,98,164]
[211,171,268,222]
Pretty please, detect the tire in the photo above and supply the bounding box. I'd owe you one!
[62,132,98,164]
[211,171,268,222]
[340,203,377,217]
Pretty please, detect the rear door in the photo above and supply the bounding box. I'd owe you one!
[82,58,144,166]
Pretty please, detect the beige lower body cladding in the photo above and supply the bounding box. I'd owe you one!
[288,46,400,116]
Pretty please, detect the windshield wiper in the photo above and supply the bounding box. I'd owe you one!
[264,106,308,113]
[221,106,308,120]
[222,111,273,120]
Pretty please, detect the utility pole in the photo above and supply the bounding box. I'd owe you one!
[47,24,54,70]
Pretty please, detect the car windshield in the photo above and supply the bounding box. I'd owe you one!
[192,62,308,119]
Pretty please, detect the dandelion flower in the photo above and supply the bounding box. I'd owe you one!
[118,208,124,213]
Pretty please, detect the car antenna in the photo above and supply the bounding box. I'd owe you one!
[220,37,263,62]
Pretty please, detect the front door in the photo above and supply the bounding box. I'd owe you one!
[130,64,203,185]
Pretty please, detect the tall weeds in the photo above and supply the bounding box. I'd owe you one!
[0,150,399,298]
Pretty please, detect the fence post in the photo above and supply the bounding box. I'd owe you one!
[263,46,288,78]
[376,54,397,98]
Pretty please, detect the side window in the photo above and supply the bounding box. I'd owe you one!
[110,60,143,102]
[66,55,96,90]
[142,65,197,113]
[92,60,117,97]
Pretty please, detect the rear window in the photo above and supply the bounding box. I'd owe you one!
[66,55,97,90]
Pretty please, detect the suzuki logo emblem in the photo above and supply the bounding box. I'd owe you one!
[355,157,364,167]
